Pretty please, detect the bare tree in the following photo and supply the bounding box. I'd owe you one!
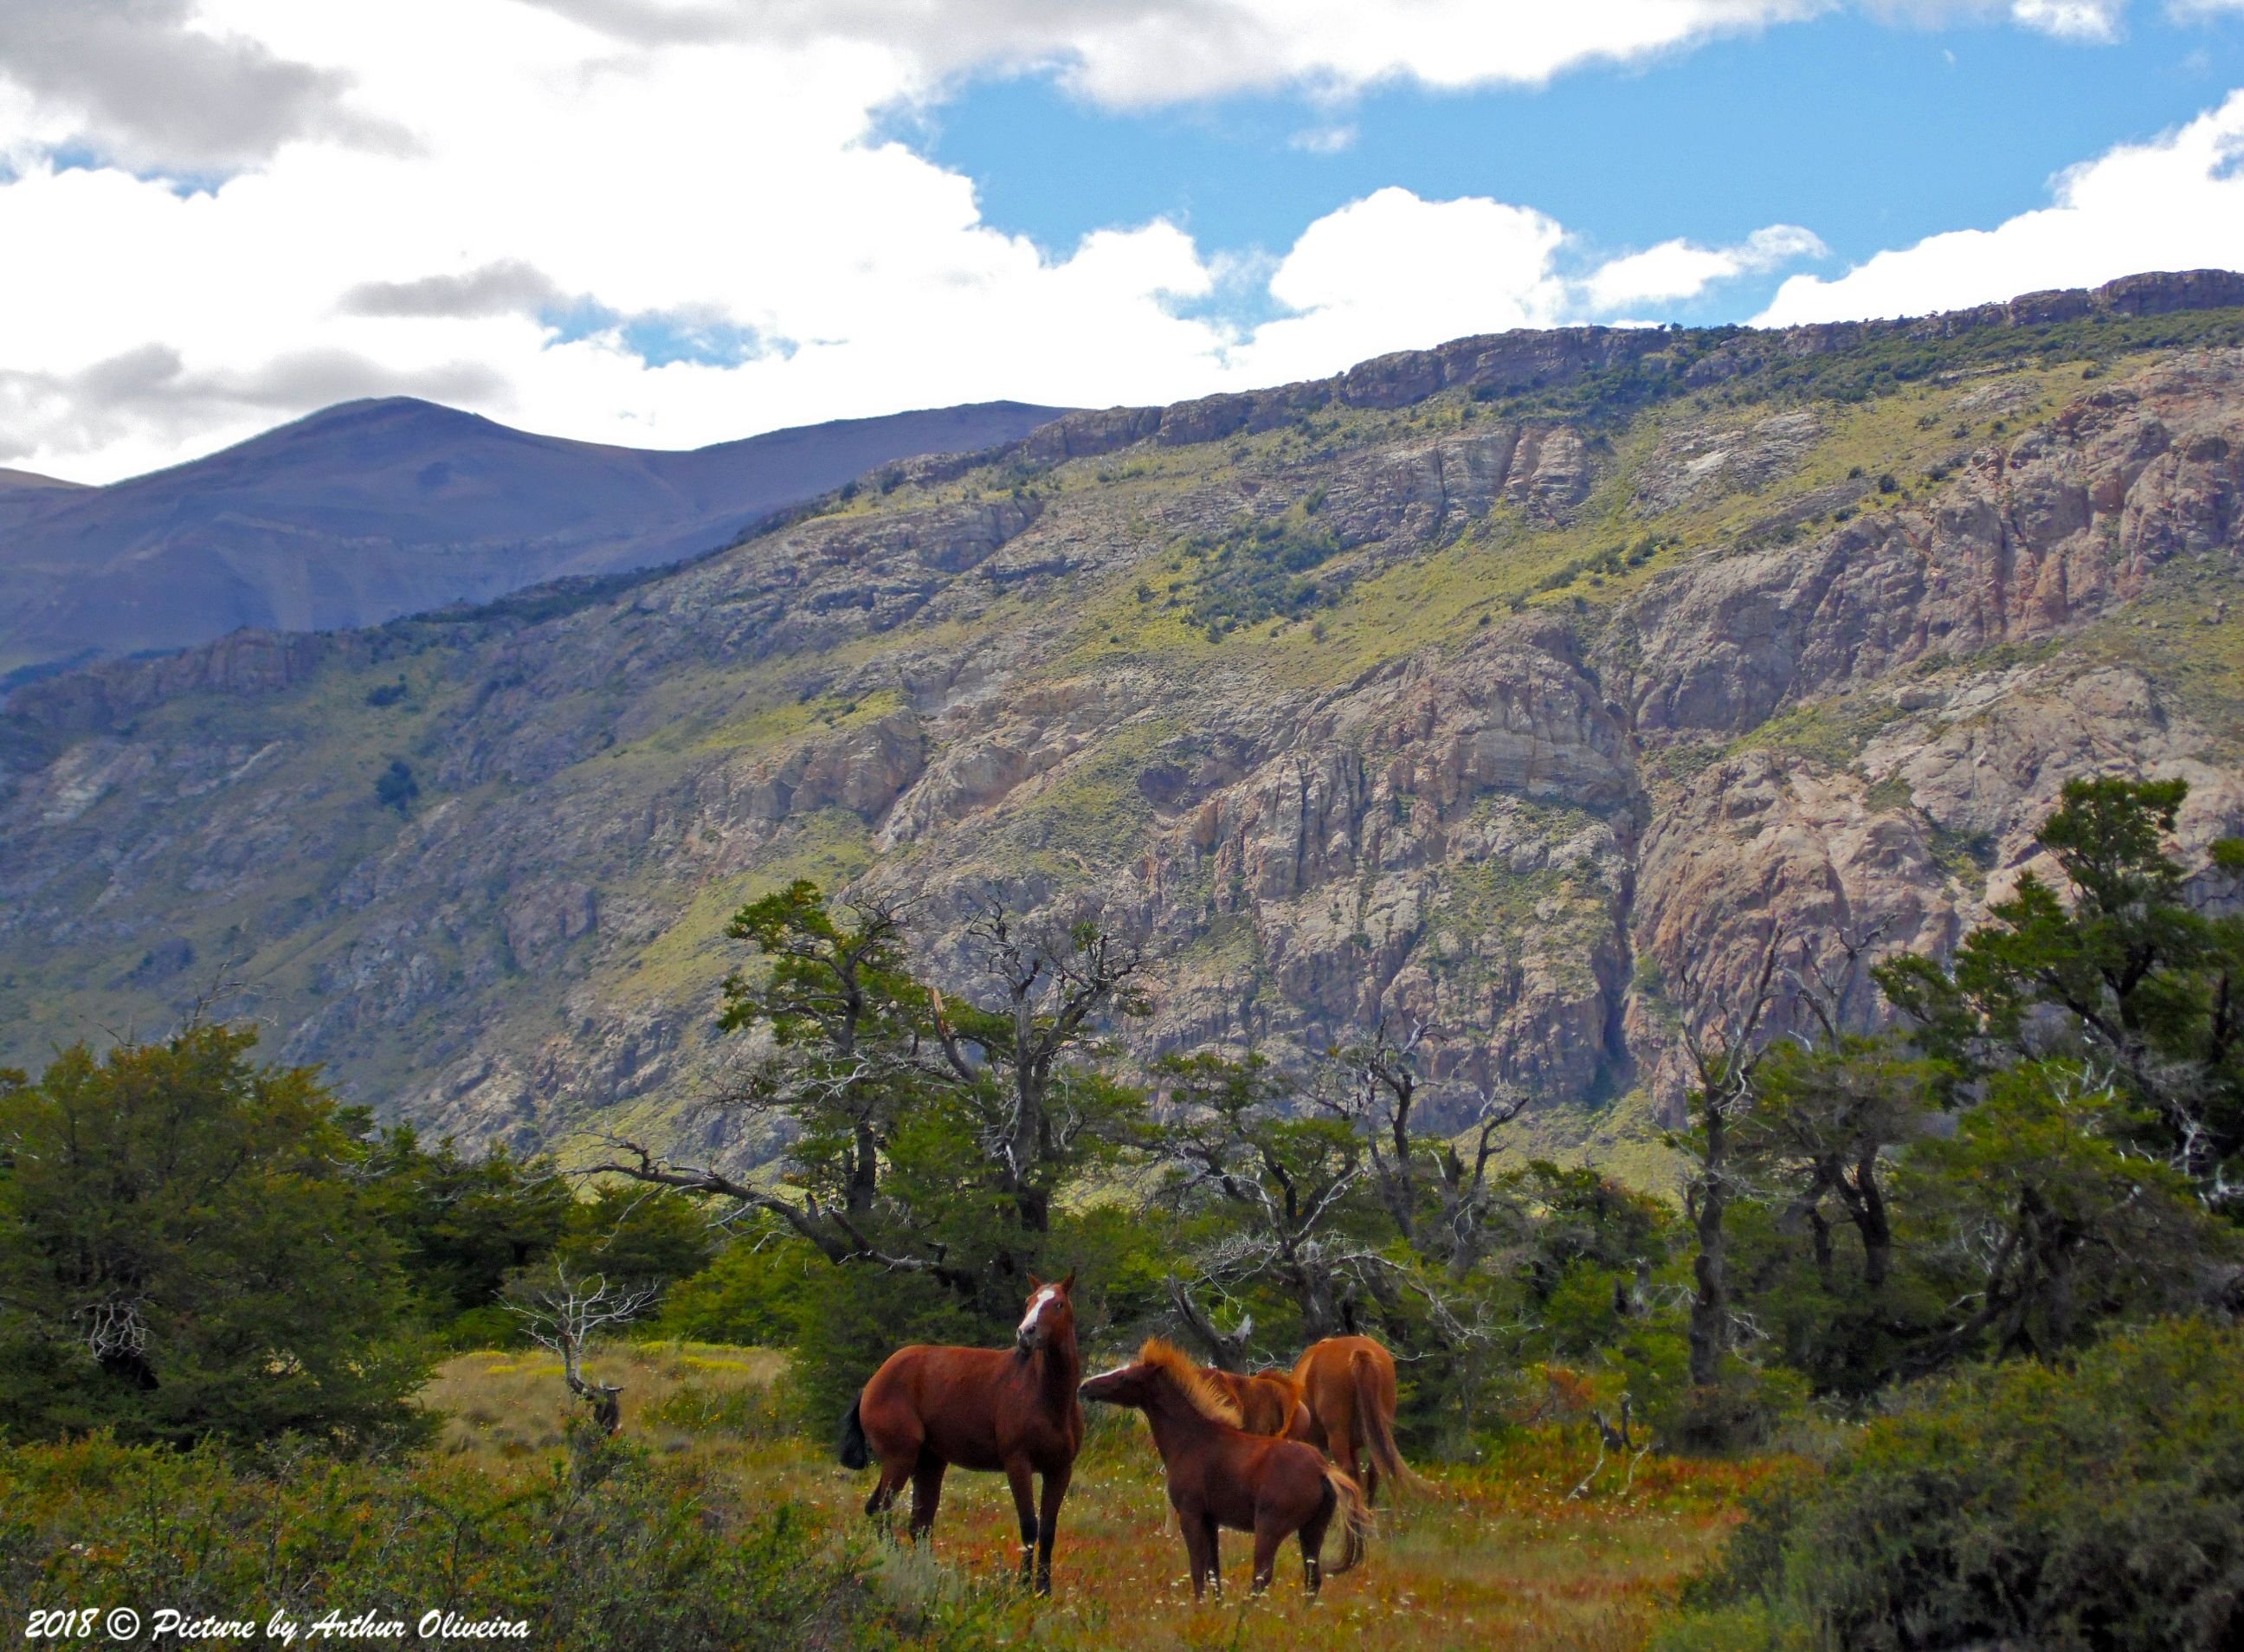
[1165,1276,1256,1371]
[505,1261,661,1435]
[1323,1016,1528,1276]
[1677,933,1784,1390]
[584,1133,979,1290]
[932,900,1151,1233]
[1153,1050,1370,1340]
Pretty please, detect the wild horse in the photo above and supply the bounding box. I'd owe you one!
[1083,1339,1369,1598]
[839,1273,1083,1593]
[1289,1334,1425,1505]
[1201,1365,1311,1437]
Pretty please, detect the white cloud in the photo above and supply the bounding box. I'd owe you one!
[517,0,1839,106]
[1757,89,2244,325]
[1584,225,1828,311]
[2008,0,2125,40]
[0,0,1843,482]
[1288,123,1358,155]
[1228,189,1572,384]
[0,1,2218,483]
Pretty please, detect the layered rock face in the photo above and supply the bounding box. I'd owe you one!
[5,289,2244,1160]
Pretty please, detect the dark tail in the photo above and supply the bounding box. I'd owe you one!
[1321,1468,1371,1575]
[1351,1349,1428,1498]
[837,1397,870,1470]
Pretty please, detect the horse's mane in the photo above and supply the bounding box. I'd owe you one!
[1138,1339,1244,1427]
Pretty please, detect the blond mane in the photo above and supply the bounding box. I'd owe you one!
[1138,1339,1244,1427]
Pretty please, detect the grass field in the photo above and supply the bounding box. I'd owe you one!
[424,1344,1776,1652]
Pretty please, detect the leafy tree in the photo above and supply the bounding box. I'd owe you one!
[713,880,932,1220]
[594,884,1150,1294]
[362,1126,572,1342]
[1895,1061,2229,1365]
[558,1184,718,1297]
[654,1218,821,1347]
[0,1027,429,1450]
[1878,775,2244,1204]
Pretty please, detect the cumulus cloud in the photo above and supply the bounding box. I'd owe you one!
[0,0,403,171]
[1583,225,1828,312]
[2008,0,2126,41]
[1757,88,2244,324]
[0,0,2229,483]
[1228,189,1571,383]
[340,261,569,319]
[520,0,1835,106]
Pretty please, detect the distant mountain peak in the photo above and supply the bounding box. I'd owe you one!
[0,398,1073,676]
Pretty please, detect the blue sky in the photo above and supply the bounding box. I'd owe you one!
[910,5,2244,327]
[4,2,2244,481]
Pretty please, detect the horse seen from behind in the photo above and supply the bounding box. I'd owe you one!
[839,1272,1084,1594]
[1290,1334,1425,1505]
[1083,1339,1370,1598]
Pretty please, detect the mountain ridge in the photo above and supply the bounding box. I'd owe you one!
[5,272,2244,1181]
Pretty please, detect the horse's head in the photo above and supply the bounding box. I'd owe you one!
[1081,1339,1242,1424]
[1016,1271,1076,1354]
[1078,1360,1154,1409]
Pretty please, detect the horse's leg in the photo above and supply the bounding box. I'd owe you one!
[907,1449,946,1545]
[866,1449,915,1526]
[1298,1499,1332,1597]
[1330,1413,1363,1501]
[861,1404,922,1528]
[1003,1458,1039,1587]
[1178,1508,1208,1600]
[1032,1461,1072,1597]
[1249,1512,1284,1595]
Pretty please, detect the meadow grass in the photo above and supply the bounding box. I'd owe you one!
[423,1343,1770,1652]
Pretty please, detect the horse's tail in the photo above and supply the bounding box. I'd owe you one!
[837,1396,870,1470]
[1321,1467,1371,1576]
[1351,1348,1428,1498]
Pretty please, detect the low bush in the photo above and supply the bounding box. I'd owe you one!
[0,1430,877,1652]
[1664,1317,2244,1652]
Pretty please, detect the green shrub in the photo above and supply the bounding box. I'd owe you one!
[1669,1318,2244,1652]
[0,1432,870,1652]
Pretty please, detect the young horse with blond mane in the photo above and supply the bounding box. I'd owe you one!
[839,1274,1083,1595]
[1082,1339,1370,1598]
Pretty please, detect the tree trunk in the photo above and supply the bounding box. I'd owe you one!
[848,1118,880,1215]
[1687,1107,1730,1389]
[1854,1155,1893,1290]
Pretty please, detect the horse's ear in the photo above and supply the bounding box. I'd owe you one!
[1060,1269,1076,1294]
[1027,1273,1045,1292]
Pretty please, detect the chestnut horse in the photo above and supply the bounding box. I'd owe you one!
[1083,1339,1369,1598]
[1288,1335,1425,1505]
[1202,1365,1312,1437]
[839,1273,1083,1593]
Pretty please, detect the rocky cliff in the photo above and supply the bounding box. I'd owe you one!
[6,273,2244,1174]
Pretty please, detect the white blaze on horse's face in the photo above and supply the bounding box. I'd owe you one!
[1017,1285,1060,1348]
